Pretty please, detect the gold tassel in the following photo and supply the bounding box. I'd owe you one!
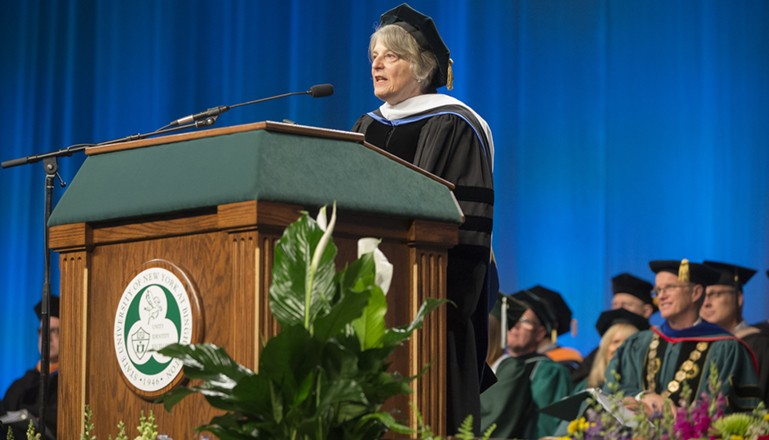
[446,58,454,90]
[551,329,557,344]
[678,258,690,282]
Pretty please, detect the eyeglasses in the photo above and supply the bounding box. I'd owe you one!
[704,289,736,300]
[514,318,540,331]
[38,327,60,337]
[652,283,691,297]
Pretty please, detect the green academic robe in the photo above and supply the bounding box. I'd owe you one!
[605,324,761,411]
[480,353,573,439]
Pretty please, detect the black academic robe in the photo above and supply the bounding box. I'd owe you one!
[354,96,494,433]
[1,368,58,439]
[742,327,769,406]
[572,346,598,383]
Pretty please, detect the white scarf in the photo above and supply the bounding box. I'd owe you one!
[378,94,495,168]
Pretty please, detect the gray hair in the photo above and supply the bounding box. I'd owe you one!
[369,24,439,92]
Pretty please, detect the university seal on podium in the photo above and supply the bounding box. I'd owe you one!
[113,259,203,398]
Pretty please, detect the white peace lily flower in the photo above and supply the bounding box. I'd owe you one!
[305,204,337,330]
[311,204,336,273]
[357,237,393,295]
[316,205,329,231]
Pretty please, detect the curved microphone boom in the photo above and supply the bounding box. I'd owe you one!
[168,83,334,127]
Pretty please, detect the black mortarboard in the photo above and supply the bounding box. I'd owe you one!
[611,272,656,311]
[703,260,757,289]
[595,308,650,337]
[529,285,572,336]
[491,292,527,331]
[511,285,571,343]
[34,295,60,320]
[380,3,452,89]
[648,259,720,287]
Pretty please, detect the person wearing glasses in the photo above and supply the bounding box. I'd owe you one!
[480,288,573,439]
[1,296,59,439]
[701,260,769,406]
[700,261,756,335]
[605,259,761,415]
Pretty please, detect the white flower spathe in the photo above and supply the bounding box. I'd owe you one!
[357,237,393,295]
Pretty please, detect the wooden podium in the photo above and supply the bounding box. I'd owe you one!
[48,122,461,439]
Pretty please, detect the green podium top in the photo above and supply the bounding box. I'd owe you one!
[48,122,462,227]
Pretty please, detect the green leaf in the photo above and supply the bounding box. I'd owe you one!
[319,378,368,416]
[158,343,253,384]
[269,380,283,425]
[382,298,447,347]
[269,212,337,329]
[358,370,413,404]
[258,324,322,404]
[337,253,387,349]
[292,370,316,407]
[313,288,371,342]
[319,339,357,377]
[359,412,415,435]
[158,387,196,413]
[197,413,265,440]
[352,285,387,350]
[156,343,255,411]
[337,252,377,293]
[229,374,272,414]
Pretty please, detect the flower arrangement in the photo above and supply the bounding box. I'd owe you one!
[561,366,769,440]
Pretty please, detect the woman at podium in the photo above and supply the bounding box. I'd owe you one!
[352,3,496,434]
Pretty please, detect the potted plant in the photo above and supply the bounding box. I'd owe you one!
[158,204,445,439]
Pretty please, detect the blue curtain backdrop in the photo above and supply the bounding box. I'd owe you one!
[2,0,768,393]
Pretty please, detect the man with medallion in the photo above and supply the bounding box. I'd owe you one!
[605,259,761,415]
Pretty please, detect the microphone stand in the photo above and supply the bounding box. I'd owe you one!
[37,156,63,439]
[0,116,216,437]
[1,117,217,169]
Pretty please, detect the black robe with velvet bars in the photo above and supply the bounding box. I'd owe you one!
[353,101,494,434]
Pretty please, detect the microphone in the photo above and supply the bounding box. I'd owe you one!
[168,84,334,127]
[309,83,334,98]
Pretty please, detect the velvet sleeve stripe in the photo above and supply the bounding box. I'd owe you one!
[461,216,493,234]
[453,186,494,204]
[733,383,763,399]
[730,383,763,412]
[450,243,492,262]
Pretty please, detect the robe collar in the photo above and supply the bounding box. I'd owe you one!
[380,93,468,120]
[656,319,731,340]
